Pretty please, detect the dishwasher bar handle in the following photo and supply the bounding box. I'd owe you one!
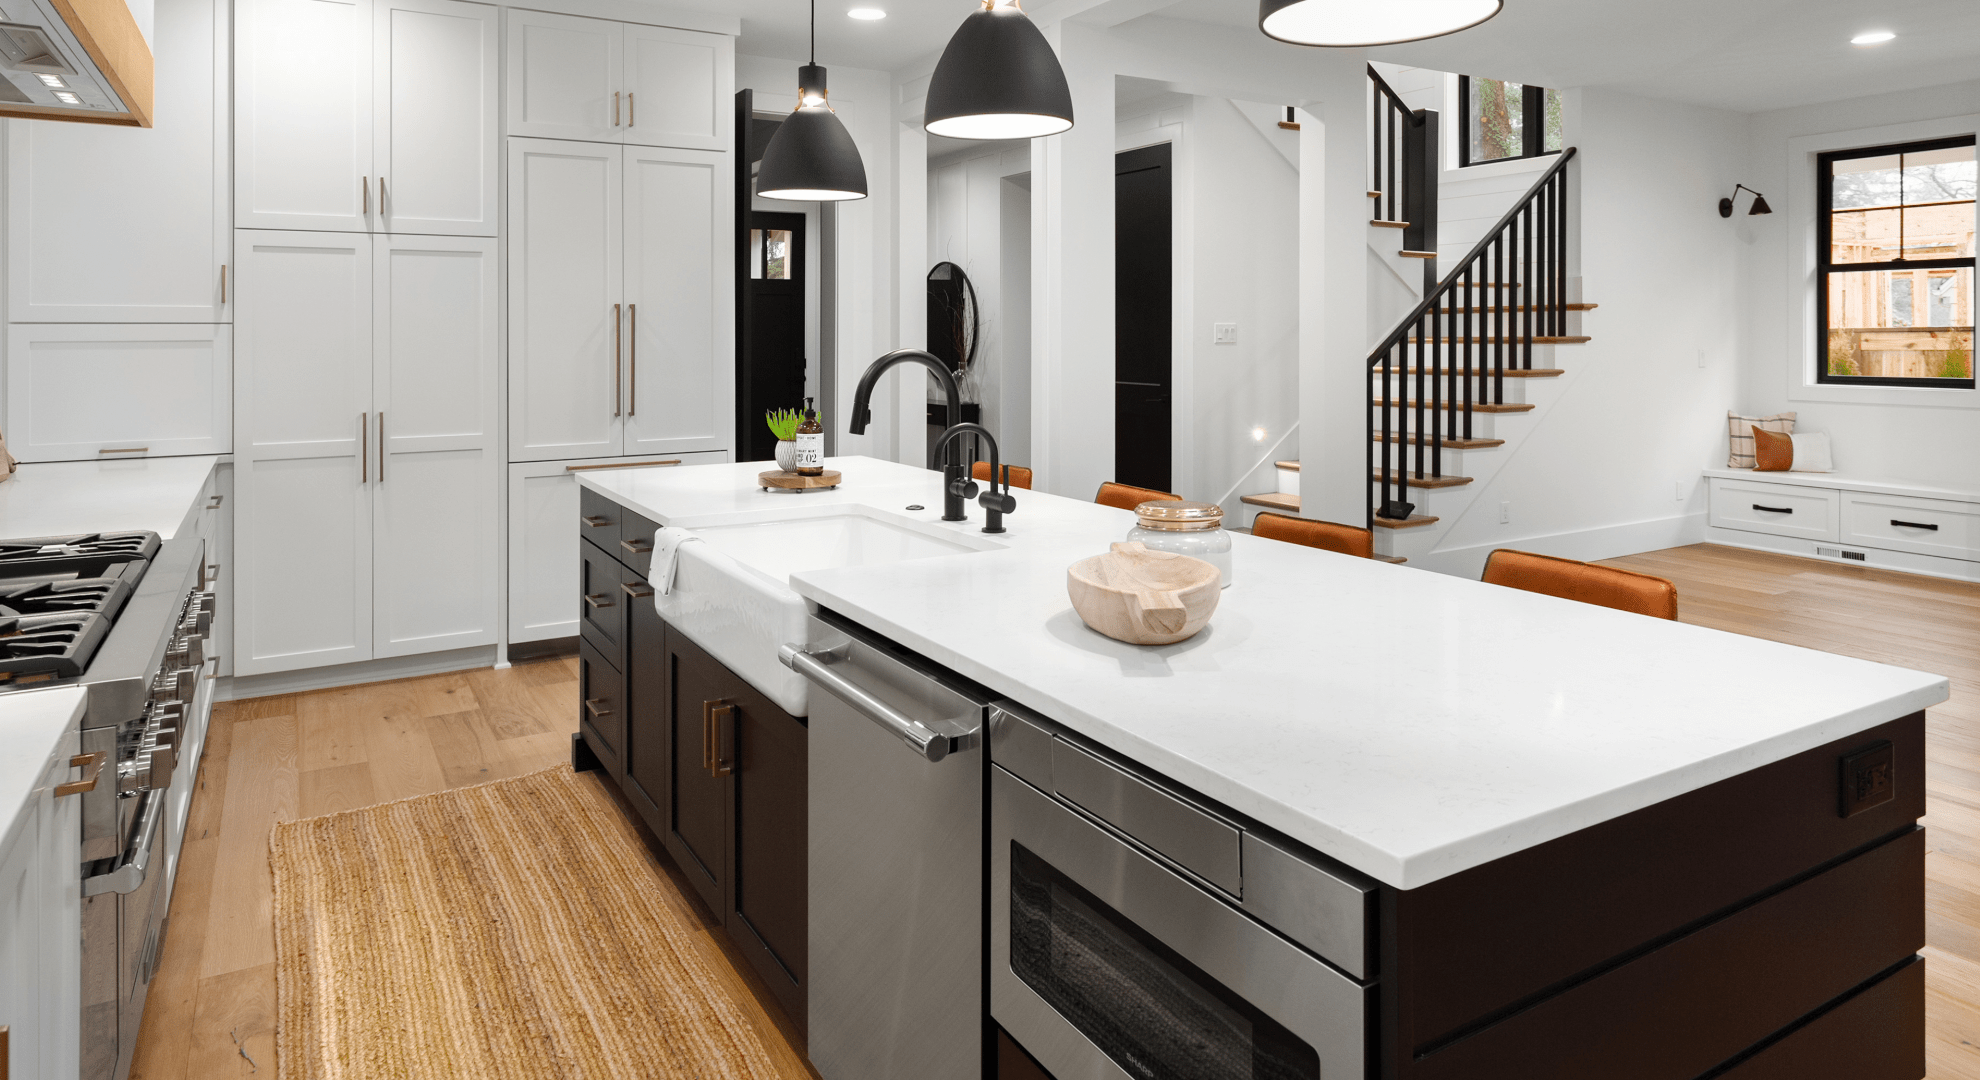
[780,644,953,762]
[83,789,163,897]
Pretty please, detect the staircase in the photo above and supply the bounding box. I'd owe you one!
[1241,68,1590,567]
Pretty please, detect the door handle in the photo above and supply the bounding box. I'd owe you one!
[702,700,735,777]
[614,90,621,127]
[583,592,615,609]
[620,580,654,598]
[1751,504,1792,514]
[377,412,385,482]
[628,92,635,126]
[360,412,368,483]
[54,753,106,798]
[628,303,636,417]
[613,303,623,417]
[1891,519,1939,531]
[378,175,386,216]
[362,175,369,216]
[583,698,613,718]
[219,264,227,304]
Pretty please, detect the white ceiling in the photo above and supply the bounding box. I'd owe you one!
[696,0,1980,116]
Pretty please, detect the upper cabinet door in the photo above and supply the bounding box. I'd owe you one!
[374,0,498,236]
[624,146,731,456]
[622,25,731,151]
[4,324,232,462]
[508,139,624,461]
[373,234,498,656]
[506,10,622,143]
[6,0,230,321]
[237,0,374,232]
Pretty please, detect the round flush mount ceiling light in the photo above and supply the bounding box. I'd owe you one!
[1259,0,1501,47]
[1850,30,1896,45]
[847,7,885,19]
[924,0,1074,140]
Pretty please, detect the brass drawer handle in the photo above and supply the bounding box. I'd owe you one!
[582,593,614,609]
[583,698,613,718]
[620,581,654,598]
[620,539,653,555]
[98,447,149,455]
[55,752,106,798]
[566,459,682,472]
[582,515,613,528]
[701,699,735,776]
[207,494,224,509]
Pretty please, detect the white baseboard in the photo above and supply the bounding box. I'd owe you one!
[216,645,499,701]
[1411,513,1709,579]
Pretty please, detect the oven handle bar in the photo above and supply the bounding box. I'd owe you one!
[781,644,953,762]
[83,790,162,897]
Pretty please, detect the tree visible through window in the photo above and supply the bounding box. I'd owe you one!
[1460,76,1563,167]
[1818,136,1976,388]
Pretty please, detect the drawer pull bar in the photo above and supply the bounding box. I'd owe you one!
[98,447,149,455]
[582,592,615,609]
[54,753,106,798]
[581,515,613,528]
[1890,519,1939,531]
[620,581,654,598]
[565,459,684,472]
[1752,504,1793,514]
[583,698,613,718]
[620,539,653,554]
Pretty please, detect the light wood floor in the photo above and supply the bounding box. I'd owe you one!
[131,544,1980,1079]
[126,654,817,1080]
[1602,544,1980,1080]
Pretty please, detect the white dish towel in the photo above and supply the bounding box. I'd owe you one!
[649,526,703,596]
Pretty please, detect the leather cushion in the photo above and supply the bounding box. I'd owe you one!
[1481,549,1678,620]
[971,461,1034,490]
[1252,512,1374,558]
[1095,482,1182,511]
[1752,426,1794,472]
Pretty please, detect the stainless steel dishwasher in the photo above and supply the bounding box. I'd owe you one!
[781,610,992,1080]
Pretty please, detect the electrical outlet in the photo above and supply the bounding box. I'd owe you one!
[1696,346,1707,369]
[1838,740,1895,818]
[1214,322,1239,345]
[1499,500,1510,524]
[1675,480,1685,502]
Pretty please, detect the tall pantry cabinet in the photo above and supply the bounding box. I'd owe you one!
[505,10,734,645]
[232,0,501,675]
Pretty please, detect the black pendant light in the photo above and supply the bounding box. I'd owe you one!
[1259,0,1501,47]
[757,0,867,201]
[925,0,1073,140]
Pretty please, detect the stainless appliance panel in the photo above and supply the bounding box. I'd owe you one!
[990,765,1368,1080]
[1048,737,1242,896]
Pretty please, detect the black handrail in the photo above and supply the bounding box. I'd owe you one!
[1367,147,1578,529]
[1367,65,1418,122]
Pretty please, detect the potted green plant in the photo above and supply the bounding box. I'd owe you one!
[766,407,803,471]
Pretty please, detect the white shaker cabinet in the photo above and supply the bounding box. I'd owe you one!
[238,0,495,236]
[6,0,230,322]
[4,324,232,462]
[508,138,624,462]
[624,145,731,455]
[0,707,83,1080]
[505,10,730,150]
[234,232,375,675]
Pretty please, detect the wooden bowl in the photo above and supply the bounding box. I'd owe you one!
[1067,542,1222,646]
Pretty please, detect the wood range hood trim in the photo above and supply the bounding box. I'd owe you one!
[0,0,152,127]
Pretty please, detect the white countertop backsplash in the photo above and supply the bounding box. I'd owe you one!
[0,687,86,856]
[583,456,1950,889]
[0,456,220,539]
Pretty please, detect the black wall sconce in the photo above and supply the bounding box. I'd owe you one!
[1719,184,1772,218]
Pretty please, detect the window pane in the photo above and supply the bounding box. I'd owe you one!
[1543,88,1563,153]
[1901,145,1977,203]
[1827,267,1973,379]
[764,229,792,279]
[1902,199,1975,259]
[1468,78,1522,163]
[1831,154,1902,210]
[1829,206,1903,264]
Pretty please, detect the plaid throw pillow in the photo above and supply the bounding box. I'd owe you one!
[1727,411,1795,469]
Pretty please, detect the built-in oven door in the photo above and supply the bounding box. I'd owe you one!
[991,766,1368,1080]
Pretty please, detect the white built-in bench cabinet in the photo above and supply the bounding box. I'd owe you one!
[1705,469,1980,583]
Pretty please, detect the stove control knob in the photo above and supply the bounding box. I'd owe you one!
[150,669,194,705]
[146,747,177,787]
[155,727,180,750]
[180,636,205,668]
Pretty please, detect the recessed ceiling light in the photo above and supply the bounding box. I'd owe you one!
[1851,30,1895,45]
[34,72,64,87]
[847,7,885,19]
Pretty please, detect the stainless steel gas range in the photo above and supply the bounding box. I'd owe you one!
[0,532,216,1080]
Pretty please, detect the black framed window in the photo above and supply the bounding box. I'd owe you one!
[1458,76,1562,168]
[1817,136,1976,388]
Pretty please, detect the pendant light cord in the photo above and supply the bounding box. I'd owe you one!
[809,0,815,64]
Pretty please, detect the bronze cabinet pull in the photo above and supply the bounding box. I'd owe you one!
[628,92,634,126]
[582,592,614,609]
[619,580,654,598]
[567,459,681,472]
[583,698,612,718]
[360,413,367,482]
[98,447,148,455]
[701,701,715,771]
[612,303,622,417]
[220,264,227,304]
[55,752,106,798]
[377,411,385,481]
[620,538,653,555]
[701,700,735,776]
[613,90,621,126]
[362,175,369,215]
[581,514,613,528]
[628,303,636,417]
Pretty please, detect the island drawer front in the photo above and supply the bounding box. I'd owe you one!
[1841,490,1980,561]
[1709,478,1840,541]
[1410,827,1923,1080]
[1715,954,1922,1080]
[579,485,623,550]
[1049,737,1243,895]
[579,539,628,662]
[577,636,625,780]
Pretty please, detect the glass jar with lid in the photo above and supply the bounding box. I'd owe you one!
[1126,501,1233,588]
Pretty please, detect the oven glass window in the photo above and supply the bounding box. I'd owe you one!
[1009,842,1319,1080]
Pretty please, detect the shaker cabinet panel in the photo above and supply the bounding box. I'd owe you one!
[3,324,231,462]
[505,10,622,143]
[578,636,626,780]
[621,25,730,151]
[6,0,230,322]
[236,0,374,232]
[624,146,731,456]
[374,0,498,237]
[665,624,733,919]
[507,139,624,461]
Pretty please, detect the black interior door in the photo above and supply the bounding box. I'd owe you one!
[1115,143,1173,492]
[742,211,807,462]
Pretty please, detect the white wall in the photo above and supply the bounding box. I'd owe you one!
[1737,79,1980,489]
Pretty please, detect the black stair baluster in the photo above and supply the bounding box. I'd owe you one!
[1462,264,1473,441]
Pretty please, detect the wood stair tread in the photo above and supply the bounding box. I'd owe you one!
[1239,492,1300,512]
[1374,434,1505,448]
[1275,460,1300,471]
[1387,367,1564,378]
[1375,399,1535,413]
[1373,513,1438,529]
[1366,189,1382,198]
[1374,554,1408,564]
[1372,470,1471,489]
[1405,335,1591,345]
[1451,303,1597,312]
[1370,219,1409,229]
[1399,250,1437,259]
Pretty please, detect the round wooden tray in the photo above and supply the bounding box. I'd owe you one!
[759,469,842,491]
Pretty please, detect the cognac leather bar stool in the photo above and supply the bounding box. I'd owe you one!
[971,461,1034,490]
[1095,481,1181,511]
[1251,512,1374,559]
[1480,549,1678,620]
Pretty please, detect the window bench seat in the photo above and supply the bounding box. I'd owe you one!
[1703,469,1980,583]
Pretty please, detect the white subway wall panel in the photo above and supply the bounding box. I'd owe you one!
[4,324,231,461]
[374,0,498,236]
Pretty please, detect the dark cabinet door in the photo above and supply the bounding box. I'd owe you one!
[663,625,734,919]
[732,687,807,1033]
[576,636,625,780]
[621,578,666,834]
[578,540,626,660]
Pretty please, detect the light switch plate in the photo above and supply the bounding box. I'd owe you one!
[1214,322,1238,344]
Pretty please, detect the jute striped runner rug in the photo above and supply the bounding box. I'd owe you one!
[270,765,781,1080]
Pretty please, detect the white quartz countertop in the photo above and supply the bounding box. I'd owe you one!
[0,687,85,856]
[584,457,1951,889]
[0,456,220,539]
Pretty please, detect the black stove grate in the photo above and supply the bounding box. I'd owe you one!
[0,577,134,620]
[0,532,160,576]
[0,612,112,680]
